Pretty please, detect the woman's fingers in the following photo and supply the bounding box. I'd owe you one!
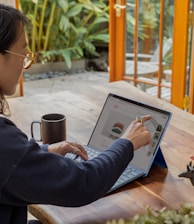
[71,143,88,161]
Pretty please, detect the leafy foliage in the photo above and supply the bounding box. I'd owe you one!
[19,0,109,68]
[105,204,194,224]
[126,0,174,56]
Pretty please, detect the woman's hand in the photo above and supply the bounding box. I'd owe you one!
[121,115,152,150]
[48,141,88,161]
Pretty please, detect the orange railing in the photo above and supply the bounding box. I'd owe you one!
[16,0,24,96]
[109,0,194,113]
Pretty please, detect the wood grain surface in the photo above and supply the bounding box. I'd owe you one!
[8,81,194,224]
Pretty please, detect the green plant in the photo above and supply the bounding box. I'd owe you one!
[105,203,194,224]
[126,0,174,55]
[19,0,109,68]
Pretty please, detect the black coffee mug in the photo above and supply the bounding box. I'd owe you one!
[31,113,66,144]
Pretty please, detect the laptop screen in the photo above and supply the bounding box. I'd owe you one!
[88,93,171,173]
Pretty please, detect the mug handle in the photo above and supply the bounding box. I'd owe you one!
[31,121,42,142]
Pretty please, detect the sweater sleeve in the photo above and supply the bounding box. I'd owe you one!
[0,118,134,207]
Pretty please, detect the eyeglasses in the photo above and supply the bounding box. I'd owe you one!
[5,50,36,69]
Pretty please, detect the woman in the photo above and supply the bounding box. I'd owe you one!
[0,4,151,224]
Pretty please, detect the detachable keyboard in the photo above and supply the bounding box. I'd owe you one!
[110,165,144,191]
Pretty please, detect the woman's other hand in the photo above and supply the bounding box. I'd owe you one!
[48,141,88,161]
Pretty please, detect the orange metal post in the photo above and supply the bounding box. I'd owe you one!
[16,0,24,96]
[157,0,164,98]
[109,0,116,82]
[15,0,18,7]
[109,0,126,82]
[171,0,190,109]
[132,0,139,85]
[19,76,24,96]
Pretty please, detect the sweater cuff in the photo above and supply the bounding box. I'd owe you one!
[40,144,48,152]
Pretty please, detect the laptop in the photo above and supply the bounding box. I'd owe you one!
[67,93,172,192]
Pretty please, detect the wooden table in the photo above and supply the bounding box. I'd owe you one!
[8,81,194,224]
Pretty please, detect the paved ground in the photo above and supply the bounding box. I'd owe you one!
[23,71,109,97]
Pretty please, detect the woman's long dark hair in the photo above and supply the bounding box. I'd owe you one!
[0,4,28,115]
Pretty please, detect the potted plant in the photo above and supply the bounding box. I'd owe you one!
[105,203,194,224]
